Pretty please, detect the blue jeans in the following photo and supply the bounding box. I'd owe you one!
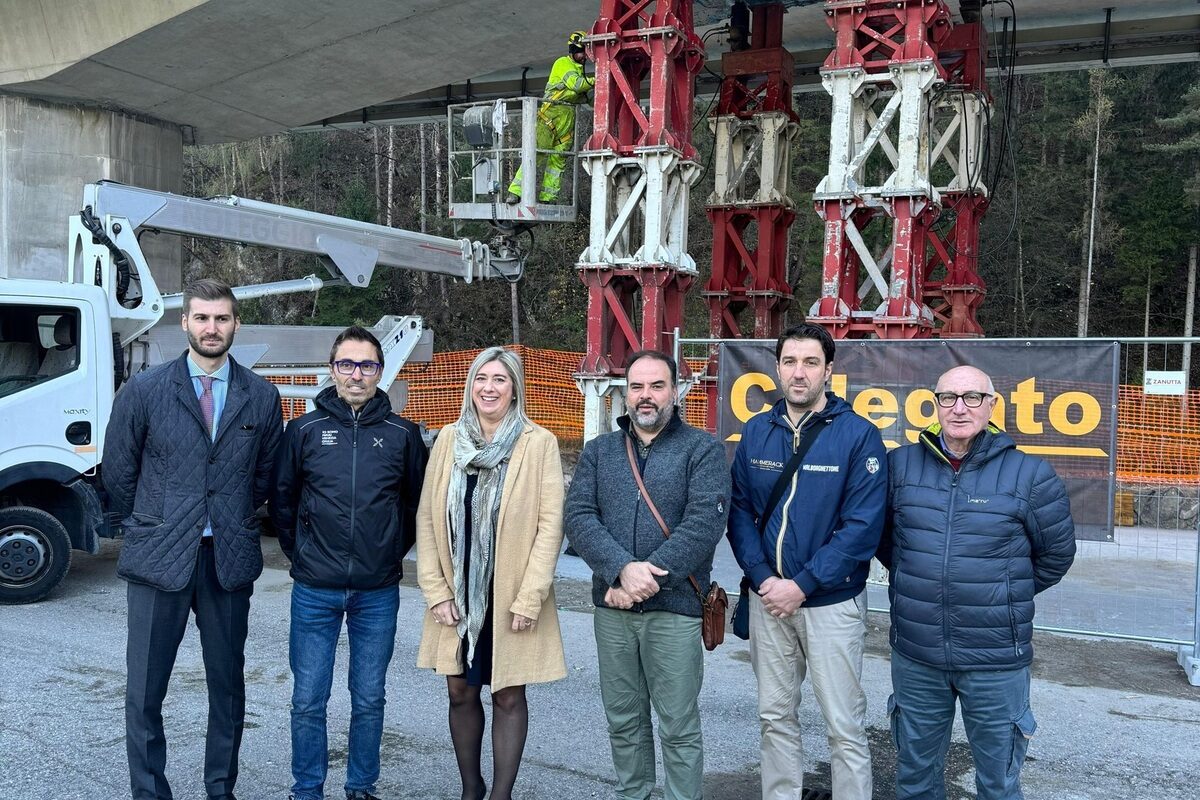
[889,650,1037,800]
[289,581,399,800]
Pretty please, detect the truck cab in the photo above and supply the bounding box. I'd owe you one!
[0,279,112,602]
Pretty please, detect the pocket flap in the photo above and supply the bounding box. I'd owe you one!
[1013,705,1037,738]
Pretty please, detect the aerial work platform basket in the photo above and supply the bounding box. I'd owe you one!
[447,97,580,225]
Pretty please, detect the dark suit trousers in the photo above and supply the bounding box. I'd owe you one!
[126,540,252,800]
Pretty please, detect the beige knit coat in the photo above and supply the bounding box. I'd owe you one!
[415,422,567,691]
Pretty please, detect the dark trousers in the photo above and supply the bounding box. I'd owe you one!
[889,650,1036,800]
[126,540,252,800]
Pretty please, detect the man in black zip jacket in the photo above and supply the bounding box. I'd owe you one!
[271,326,428,800]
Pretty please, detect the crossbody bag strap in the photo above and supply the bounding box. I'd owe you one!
[624,434,705,601]
[757,417,830,535]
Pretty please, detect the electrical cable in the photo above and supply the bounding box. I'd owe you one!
[977,0,1021,258]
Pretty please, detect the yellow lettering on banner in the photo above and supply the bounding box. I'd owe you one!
[1020,445,1108,457]
[904,389,937,442]
[727,372,776,440]
[1047,391,1101,436]
[831,373,848,399]
[1010,378,1044,434]
[720,358,1108,455]
[731,372,776,423]
[855,388,898,430]
[991,395,1007,430]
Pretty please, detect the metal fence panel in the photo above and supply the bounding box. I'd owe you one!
[678,335,1198,654]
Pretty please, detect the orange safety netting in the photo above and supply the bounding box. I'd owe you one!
[397,346,586,440]
[268,348,709,439]
[269,351,1199,485]
[1116,386,1200,485]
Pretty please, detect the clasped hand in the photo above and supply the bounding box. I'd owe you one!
[759,576,806,618]
[432,600,537,633]
[604,561,669,609]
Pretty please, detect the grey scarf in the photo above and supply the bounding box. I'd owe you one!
[448,411,523,664]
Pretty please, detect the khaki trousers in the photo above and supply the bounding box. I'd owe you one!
[749,590,871,800]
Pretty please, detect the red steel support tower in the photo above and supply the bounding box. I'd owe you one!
[810,0,990,339]
[577,0,704,438]
[702,2,799,429]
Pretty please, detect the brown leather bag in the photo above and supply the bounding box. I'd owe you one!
[624,436,728,651]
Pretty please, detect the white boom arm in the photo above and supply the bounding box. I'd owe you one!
[67,181,519,345]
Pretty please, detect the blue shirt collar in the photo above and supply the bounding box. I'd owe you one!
[187,355,231,382]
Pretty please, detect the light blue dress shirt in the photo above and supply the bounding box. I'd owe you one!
[188,356,231,538]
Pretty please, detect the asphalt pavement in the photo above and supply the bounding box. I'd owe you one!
[2,538,1198,800]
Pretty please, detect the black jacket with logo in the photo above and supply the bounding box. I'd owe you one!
[270,387,428,590]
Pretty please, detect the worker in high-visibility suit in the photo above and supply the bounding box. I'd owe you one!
[506,30,594,205]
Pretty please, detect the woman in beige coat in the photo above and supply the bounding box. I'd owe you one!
[416,346,566,800]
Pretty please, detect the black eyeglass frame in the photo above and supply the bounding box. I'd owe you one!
[934,391,993,409]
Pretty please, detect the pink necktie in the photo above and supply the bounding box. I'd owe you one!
[198,376,215,438]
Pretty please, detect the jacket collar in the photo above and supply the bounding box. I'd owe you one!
[315,385,393,425]
[918,422,1012,466]
[767,391,845,431]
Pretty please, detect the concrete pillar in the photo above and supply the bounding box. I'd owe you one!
[0,94,183,291]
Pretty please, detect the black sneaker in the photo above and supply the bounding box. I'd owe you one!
[346,792,381,800]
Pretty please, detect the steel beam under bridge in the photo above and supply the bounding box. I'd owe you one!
[298,0,1200,131]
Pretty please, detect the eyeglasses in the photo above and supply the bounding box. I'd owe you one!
[332,359,382,377]
[934,391,992,408]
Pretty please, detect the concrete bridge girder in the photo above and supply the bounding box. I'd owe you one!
[2,0,596,144]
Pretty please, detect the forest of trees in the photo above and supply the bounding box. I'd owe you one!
[181,63,1199,359]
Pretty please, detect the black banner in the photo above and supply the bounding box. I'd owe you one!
[717,340,1119,540]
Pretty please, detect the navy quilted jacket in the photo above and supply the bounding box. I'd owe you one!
[877,425,1076,671]
[102,353,284,592]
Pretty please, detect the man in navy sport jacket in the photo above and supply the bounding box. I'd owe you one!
[728,323,887,800]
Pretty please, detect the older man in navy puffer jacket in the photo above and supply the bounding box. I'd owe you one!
[877,365,1075,800]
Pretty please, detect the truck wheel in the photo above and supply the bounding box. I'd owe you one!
[0,506,73,604]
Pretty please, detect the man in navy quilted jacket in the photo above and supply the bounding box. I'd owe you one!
[103,278,283,800]
[877,365,1076,800]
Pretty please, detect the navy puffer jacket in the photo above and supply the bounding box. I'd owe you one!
[878,425,1075,671]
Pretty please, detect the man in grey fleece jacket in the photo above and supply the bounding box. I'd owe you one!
[565,350,731,800]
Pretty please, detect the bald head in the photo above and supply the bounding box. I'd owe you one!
[934,365,997,456]
[935,366,994,395]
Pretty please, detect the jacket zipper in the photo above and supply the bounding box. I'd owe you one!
[347,414,359,584]
[1006,574,1020,656]
[925,432,960,667]
[943,471,958,666]
[775,412,812,577]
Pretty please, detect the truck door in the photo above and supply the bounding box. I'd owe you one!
[0,296,102,480]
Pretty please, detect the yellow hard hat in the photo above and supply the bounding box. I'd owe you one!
[568,30,587,50]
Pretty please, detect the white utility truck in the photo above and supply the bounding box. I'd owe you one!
[0,181,522,603]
